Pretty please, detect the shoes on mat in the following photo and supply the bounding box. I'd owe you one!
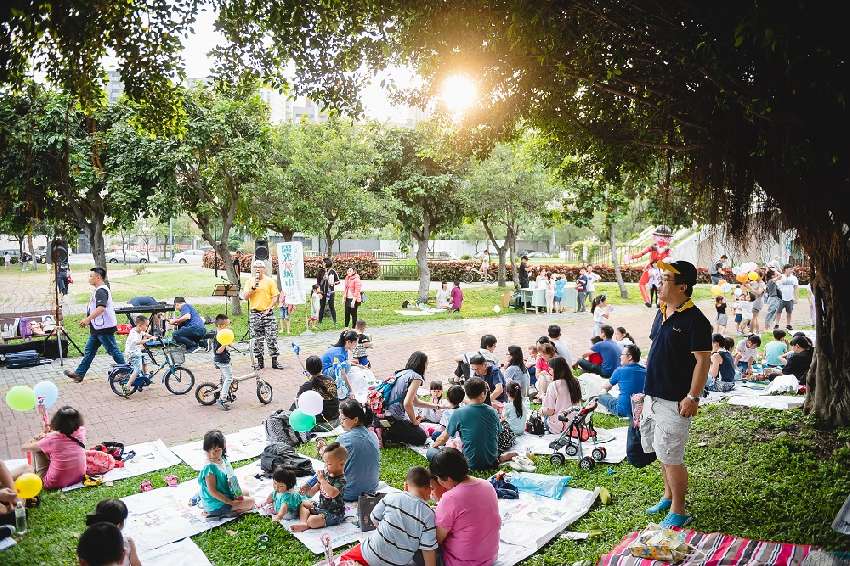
[508,455,536,473]
[646,498,672,514]
[659,511,693,528]
[139,480,153,493]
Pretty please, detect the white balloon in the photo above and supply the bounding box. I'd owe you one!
[492,305,501,313]
[297,390,324,416]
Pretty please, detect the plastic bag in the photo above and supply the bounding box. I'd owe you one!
[628,523,691,562]
[506,471,571,499]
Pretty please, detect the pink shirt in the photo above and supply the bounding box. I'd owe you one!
[543,380,578,433]
[37,426,87,489]
[436,477,500,566]
[450,287,463,309]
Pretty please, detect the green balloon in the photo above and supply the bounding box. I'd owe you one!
[5,385,37,412]
[290,409,316,432]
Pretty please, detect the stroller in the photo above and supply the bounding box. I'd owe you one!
[548,396,608,470]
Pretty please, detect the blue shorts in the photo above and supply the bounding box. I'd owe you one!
[356,356,369,366]
[311,506,344,526]
[279,306,290,320]
[734,313,743,323]
[128,354,144,375]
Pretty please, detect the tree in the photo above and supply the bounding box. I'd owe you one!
[286,118,383,254]
[172,86,272,314]
[376,121,468,302]
[0,85,176,273]
[1,1,200,133]
[464,140,560,286]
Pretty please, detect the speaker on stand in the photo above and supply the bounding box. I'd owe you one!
[50,238,82,364]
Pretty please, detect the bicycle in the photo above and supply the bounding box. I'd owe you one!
[107,337,196,398]
[194,337,273,406]
[462,267,495,285]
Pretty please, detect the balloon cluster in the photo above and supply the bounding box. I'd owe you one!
[5,380,59,412]
[290,390,324,432]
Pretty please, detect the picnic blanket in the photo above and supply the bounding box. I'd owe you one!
[63,439,181,491]
[170,425,267,470]
[727,395,805,410]
[495,486,597,566]
[138,538,211,566]
[394,308,446,316]
[599,528,813,565]
[512,426,628,463]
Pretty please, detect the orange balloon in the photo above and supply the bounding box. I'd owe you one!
[736,273,748,283]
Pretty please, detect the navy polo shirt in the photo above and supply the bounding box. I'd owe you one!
[644,304,712,402]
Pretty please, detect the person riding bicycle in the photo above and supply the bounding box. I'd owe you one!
[169,297,207,352]
[212,314,234,411]
[125,315,154,389]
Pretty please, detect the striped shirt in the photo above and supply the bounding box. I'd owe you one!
[361,491,438,566]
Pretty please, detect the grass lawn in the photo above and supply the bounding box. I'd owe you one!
[55,286,513,351]
[4,404,848,564]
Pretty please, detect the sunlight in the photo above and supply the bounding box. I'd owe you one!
[440,73,477,117]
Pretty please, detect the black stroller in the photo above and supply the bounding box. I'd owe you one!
[548,396,608,470]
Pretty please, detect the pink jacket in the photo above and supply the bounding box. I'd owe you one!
[344,274,362,302]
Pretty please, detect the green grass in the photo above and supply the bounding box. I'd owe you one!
[5,404,848,564]
[53,287,513,351]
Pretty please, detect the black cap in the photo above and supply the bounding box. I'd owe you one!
[658,260,698,286]
[174,296,186,304]
[90,267,107,279]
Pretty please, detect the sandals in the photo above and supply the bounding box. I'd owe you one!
[164,475,179,487]
[83,475,104,488]
[139,480,154,492]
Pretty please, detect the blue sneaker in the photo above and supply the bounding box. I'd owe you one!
[189,494,200,506]
[646,498,672,514]
[660,511,693,528]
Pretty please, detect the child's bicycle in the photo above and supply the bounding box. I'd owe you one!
[194,337,273,406]
[548,397,608,470]
[462,266,495,285]
[107,337,196,398]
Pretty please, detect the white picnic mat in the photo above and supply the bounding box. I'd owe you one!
[312,425,346,438]
[703,381,768,404]
[394,308,446,316]
[170,425,267,471]
[138,538,211,566]
[495,487,597,566]
[63,439,181,491]
[512,426,628,463]
[727,395,805,410]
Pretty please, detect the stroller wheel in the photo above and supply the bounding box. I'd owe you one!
[579,457,595,470]
[565,444,579,457]
[592,448,606,461]
[549,452,566,466]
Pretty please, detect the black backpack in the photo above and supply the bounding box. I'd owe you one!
[4,350,42,369]
[259,442,315,476]
[264,409,310,446]
[526,410,545,436]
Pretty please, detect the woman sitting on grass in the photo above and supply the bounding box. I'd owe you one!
[323,399,380,502]
[541,357,582,434]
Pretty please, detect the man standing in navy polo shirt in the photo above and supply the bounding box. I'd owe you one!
[640,260,712,528]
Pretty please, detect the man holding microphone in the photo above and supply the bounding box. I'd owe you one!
[244,259,282,369]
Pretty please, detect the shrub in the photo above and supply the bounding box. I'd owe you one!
[202,250,380,279]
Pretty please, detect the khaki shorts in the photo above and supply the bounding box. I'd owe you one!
[639,396,691,465]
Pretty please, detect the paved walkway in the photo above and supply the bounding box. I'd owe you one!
[0,300,812,458]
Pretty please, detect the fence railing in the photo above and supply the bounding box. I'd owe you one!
[560,245,645,266]
[380,264,419,280]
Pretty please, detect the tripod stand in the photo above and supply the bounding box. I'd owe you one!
[52,261,82,366]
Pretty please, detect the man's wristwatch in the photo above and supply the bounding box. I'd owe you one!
[685,394,700,403]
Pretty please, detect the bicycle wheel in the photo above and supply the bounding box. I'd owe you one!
[109,367,135,398]
[256,380,273,404]
[463,270,478,285]
[195,382,219,406]
[165,367,195,395]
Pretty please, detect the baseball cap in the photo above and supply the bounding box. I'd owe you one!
[174,296,186,304]
[252,259,266,268]
[657,260,698,286]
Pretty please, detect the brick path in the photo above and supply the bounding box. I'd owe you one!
[0,300,812,458]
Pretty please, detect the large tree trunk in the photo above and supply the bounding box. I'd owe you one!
[608,218,628,299]
[26,234,36,271]
[415,220,431,304]
[324,226,335,257]
[481,219,507,287]
[804,252,850,426]
[216,243,242,315]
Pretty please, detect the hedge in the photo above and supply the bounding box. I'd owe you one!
[202,251,380,279]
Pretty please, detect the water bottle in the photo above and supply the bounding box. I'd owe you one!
[305,474,318,488]
[15,501,27,534]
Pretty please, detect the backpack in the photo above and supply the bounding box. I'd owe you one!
[498,421,516,453]
[526,411,545,436]
[86,449,116,475]
[259,442,315,476]
[367,372,401,417]
[4,350,41,369]
[264,409,310,446]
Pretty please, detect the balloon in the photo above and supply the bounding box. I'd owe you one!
[736,273,749,283]
[722,282,732,292]
[15,472,43,499]
[710,285,723,297]
[289,409,316,432]
[5,385,36,412]
[734,287,743,297]
[216,328,234,346]
[492,305,502,313]
[748,271,760,281]
[33,380,59,408]
[297,390,324,416]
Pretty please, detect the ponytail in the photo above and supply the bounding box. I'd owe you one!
[590,294,606,314]
[339,398,374,427]
[507,381,523,418]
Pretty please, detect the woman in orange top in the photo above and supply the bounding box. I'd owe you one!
[343,267,363,328]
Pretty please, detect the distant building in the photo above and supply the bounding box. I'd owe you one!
[106,69,124,104]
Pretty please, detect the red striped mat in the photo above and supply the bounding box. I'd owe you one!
[599,529,813,565]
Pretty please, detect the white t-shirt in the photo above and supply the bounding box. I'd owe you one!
[647,268,662,287]
[585,272,600,292]
[593,306,608,325]
[436,288,451,309]
[551,338,574,366]
[310,292,321,318]
[736,340,757,362]
[124,328,145,358]
[738,300,754,320]
[778,274,798,301]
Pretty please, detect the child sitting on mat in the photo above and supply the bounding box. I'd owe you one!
[339,467,438,566]
[266,466,307,522]
[197,430,255,518]
[21,405,86,490]
[292,442,347,532]
[77,522,126,566]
